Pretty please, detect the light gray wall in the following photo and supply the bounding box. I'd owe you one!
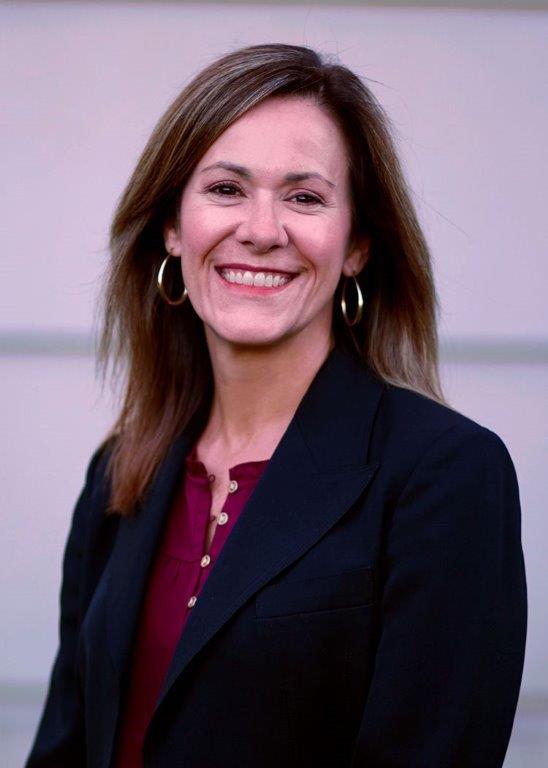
[2,0,546,714]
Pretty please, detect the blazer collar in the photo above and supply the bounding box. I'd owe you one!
[105,341,384,734]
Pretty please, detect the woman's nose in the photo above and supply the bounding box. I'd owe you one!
[235,195,289,253]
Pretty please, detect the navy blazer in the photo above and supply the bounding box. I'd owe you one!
[26,343,527,767]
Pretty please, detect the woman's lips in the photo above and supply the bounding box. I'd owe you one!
[215,262,298,277]
[215,267,296,296]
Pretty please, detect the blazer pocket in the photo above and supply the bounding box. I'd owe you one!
[255,566,375,618]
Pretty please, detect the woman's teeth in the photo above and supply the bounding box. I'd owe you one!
[219,269,292,288]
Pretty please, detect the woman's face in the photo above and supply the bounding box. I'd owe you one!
[165,95,368,350]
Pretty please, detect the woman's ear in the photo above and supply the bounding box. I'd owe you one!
[342,235,369,277]
[164,224,182,257]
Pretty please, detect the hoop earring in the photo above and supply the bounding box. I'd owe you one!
[340,274,364,327]
[157,251,188,306]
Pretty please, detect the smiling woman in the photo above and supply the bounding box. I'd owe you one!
[164,96,366,348]
[26,44,526,768]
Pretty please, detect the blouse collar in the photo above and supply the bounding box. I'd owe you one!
[184,443,270,483]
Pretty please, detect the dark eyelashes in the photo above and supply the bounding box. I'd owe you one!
[207,183,241,197]
[205,182,324,206]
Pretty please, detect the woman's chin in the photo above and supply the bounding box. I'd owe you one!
[205,322,292,350]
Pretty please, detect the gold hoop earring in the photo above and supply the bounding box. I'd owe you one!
[340,274,364,327]
[157,252,188,306]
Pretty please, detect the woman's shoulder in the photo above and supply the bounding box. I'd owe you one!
[373,377,515,482]
[83,434,117,497]
[67,434,118,541]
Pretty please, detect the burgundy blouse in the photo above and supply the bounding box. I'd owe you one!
[113,445,270,767]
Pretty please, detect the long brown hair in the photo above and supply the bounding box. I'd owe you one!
[99,43,445,515]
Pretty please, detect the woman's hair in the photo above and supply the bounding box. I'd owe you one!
[99,42,445,515]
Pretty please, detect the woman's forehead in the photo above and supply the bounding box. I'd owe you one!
[195,96,350,184]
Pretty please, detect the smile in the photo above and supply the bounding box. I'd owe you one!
[215,266,297,292]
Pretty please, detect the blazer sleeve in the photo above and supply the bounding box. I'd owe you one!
[351,424,527,768]
[25,445,108,768]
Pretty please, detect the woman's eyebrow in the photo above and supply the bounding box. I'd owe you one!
[200,161,335,188]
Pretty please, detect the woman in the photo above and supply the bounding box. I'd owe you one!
[26,43,527,767]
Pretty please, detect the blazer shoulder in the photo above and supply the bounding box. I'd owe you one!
[82,434,116,498]
[373,379,515,485]
[384,379,505,439]
[68,435,117,542]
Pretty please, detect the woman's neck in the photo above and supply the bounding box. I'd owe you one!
[198,328,335,461]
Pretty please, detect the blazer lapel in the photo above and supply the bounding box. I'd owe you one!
[152,343,384,718]
[105,428,195,678]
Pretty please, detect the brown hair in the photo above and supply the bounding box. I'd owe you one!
[99,43,445,515]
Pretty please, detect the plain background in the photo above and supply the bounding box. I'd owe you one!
[1,1,546,765]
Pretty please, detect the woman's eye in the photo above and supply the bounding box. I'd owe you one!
[208,183,242,197]
[206,184,323,206]
[289,193,323,206]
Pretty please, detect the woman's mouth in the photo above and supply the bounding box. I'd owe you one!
[215,266,297,292]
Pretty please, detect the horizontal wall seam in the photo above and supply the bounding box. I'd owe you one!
[14,1,548,11]
[0,331,547,363]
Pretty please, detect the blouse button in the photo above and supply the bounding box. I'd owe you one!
[187,595,197,608]
[228,480,238,493]
[218,512,229,526]
[200,554,211,568]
